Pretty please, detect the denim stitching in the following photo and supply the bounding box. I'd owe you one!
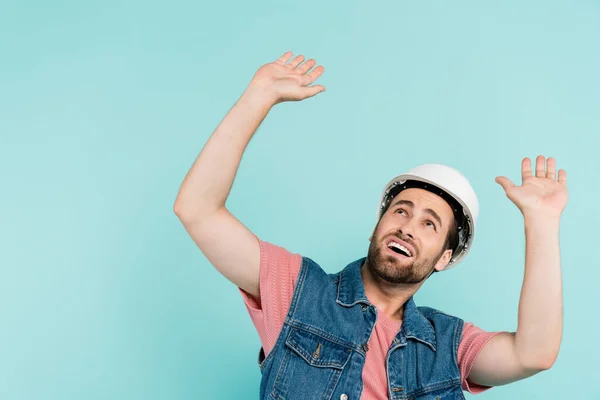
[259,258,310,372]
[397,378,462,399]
[284,320,361,352]
[285,328,352,369]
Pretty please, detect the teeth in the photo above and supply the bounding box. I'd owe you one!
[388,241,412,257]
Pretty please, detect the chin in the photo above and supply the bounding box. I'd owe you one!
[373,252,428,284]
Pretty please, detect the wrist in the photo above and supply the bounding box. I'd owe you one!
[523,212,561,230]
[242,84,278,109]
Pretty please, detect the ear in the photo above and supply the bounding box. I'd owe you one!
[369,213,386,242]
[433,249,453,272]
[368,224,377,242]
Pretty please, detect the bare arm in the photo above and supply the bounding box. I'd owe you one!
[173,51,326,298]
[174,90,271,298]
[468,156,567,386]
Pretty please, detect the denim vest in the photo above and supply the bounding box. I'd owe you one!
[255,256,466,400]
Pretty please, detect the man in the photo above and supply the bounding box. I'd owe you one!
[174,51,567,399]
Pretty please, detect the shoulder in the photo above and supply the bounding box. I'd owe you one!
[257,240,340,287]
[299,256,340,285]
[418,305,463,322]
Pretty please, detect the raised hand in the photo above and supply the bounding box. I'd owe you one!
[495,156,568,219]
[248,51,326,105]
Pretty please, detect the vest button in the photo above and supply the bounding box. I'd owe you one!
[340,394,348,400]
[362,343,369,352]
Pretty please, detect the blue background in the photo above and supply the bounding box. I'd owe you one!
[1,0,598,398]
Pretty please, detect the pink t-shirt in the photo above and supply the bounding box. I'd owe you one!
[239,238,502,399]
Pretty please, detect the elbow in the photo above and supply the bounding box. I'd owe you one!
[537,355,558,371]
[173,201,186,218]
[173,201,197,221]
[522,353,559,372]
[173,196,198,219]
[173,200,221,222]
[173,201,185,217]
[516,333,561,372]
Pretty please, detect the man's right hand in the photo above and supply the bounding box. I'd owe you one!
[247,51,326,106]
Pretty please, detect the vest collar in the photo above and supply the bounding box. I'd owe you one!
[336,257,437,350]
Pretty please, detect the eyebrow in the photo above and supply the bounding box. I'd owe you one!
[390,199,443,229]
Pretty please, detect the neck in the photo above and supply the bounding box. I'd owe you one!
[360,260,425,321]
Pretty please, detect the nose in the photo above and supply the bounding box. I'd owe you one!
[398,218,416,239]
[398,229,414,240]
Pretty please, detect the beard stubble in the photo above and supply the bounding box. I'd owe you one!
[366,236,446,284]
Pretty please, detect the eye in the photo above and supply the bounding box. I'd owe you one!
[396,208,406,215]
[425,220,436,230]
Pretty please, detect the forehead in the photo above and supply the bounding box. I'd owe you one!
[389,188,454,220]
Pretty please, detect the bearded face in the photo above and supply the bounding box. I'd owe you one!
[367,188,455,284]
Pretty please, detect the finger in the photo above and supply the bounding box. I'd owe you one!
[301,65,325,86]
[275,51,293,65]
[287,54,305,69]
[558,169,567,185]
[547,157,556,180]
[302,85,326,99]
[521,157,533,181]
[495,176,516,192]
[296,59,316,74]
[535,155,546,177]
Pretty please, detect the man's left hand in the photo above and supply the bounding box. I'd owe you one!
[495,155,568,218]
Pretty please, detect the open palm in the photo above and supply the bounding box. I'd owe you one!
[250,51,325,104]
[495,156,568,218]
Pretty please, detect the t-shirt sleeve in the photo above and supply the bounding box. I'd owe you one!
[458,322,505,394]
[238,235,302,357]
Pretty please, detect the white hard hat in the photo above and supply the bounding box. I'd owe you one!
[376,164,479,269]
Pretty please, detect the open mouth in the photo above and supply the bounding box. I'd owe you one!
[387,241,413,258]
[389,247,410,257]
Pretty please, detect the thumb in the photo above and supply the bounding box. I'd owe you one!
[495,176,515,192]
[303,85,325,99]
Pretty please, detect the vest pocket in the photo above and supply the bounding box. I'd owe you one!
[269,328,353,399]
[286,328,352,369]
[408,381,465,400]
